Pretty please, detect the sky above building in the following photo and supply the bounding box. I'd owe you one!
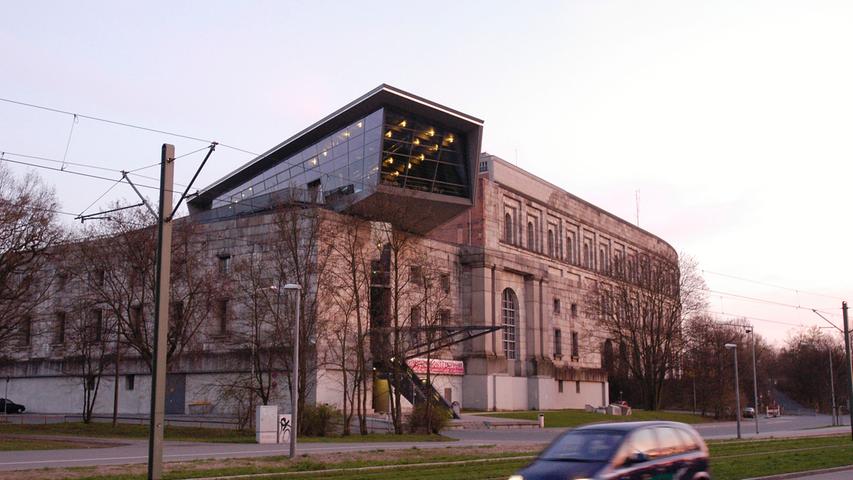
[1,1,850,344]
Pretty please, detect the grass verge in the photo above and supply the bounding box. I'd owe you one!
[478,408,712,427]
[0,437,90,451]
[0,422,453,446]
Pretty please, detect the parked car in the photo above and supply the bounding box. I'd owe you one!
[0,398,25,414]
[509,421,710,480]
[743,407,755,418]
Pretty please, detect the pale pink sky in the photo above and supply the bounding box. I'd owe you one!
[1,1,850,344]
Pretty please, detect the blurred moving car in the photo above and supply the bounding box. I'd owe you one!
[509,421,710,480]
[743,407,755,418]
[0,398,26,414]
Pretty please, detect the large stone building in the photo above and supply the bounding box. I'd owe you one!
[1,85,675,416]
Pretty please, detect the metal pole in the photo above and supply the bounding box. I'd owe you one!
[842,301,853,440]
[147,144,174,480]
[829,346,837,426]
[290,288,300,458]
[733,346,741,439]
[750,329,759,434]
[4,377,9,417]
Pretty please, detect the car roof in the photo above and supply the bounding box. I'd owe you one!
[573,421,692,432]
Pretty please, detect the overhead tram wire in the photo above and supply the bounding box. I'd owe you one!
[0,97,258,156]
[708,310,808,329]
[703,288,840,317]
[0,150,190,188]
[702,269,844,302]
[0,151,261,214]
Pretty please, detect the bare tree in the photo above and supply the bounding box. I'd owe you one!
[75,207,218,371]
[62,304,116,422]
[0,165,64,355]
[264,202,332,434]
[322,214,372,435]
[587,254,707,410]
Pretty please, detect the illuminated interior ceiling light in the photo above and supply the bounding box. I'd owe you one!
[322,150,328,157]
[391,170,400,177]
[431,144,439,152]
[399,119,407,127]
[343,131,350,137]
[357,121,363,128]
[310,157,318,167]
[385,130,393,138]
[384,156,394,165]
[427,128,435,137]
[412,138,420,145]
[418,153,425,161]
[407,162,412,169]
[446,134,454,143]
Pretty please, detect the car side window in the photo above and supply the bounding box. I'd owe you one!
[655,427,685,457]
[674,428,698,451]
[626,427,659,460]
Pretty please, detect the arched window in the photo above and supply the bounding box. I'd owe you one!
[547,230,555,257]
[504,213,513,244]
[583,243,591,268]
[599,248,607,273]
[502,288,518,360]
[566,236,574,263]
[527,222,535,251]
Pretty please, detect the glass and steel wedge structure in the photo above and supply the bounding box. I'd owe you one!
[188,85,483,233]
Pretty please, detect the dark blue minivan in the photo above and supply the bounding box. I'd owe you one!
[509,421,710,480]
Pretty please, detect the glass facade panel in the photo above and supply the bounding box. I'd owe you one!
[211,109,384,208]
[379,109,468,198]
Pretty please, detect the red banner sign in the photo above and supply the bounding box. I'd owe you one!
[407,358,465,376]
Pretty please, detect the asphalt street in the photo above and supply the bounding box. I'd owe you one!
[0,414,848,472]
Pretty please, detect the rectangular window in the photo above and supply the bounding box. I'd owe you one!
[571,331,579,359]
[576,381,581,394]
[571,303,578,318]
[410,266,423,286]
[216,299,229,335]
[439,309,451,326]
[218,254,231,275]
[440,273,451,294]
[130,305,143,333]
[554,328,562,357]
[91,309,103,341]
[444,387,453,403]
[20,316,31,346]
[558,380,564,393]
[410,306,421,345]
[86,376,96,391]
[553,298,561,314]
[478,160,489,173]
[126,374,135,391]
[55,312,66,344]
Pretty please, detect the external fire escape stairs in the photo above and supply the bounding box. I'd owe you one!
[378,325,502,420]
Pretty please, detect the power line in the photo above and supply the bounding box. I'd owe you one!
[705,288,840,317]
[0,97,258,156]
[702,269,844,302]
[0,150,188,187]
[709,310,807,329]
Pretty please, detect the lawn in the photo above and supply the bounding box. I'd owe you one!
[479,408,713,427]
[0,422,452,446]
[0,437,90,451]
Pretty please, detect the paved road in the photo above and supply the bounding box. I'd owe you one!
[782,467,853,479]
[0,414,847,472]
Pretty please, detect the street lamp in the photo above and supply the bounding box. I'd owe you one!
[725,343,741,439]
[283,283,301,459]
[745,326,759,434]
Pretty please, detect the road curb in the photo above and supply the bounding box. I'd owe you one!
[745,464,853,479]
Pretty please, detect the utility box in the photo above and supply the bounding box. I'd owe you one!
[277,414,292,444]
[256,405,278,444]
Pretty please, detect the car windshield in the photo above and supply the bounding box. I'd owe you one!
[540,429,626,462]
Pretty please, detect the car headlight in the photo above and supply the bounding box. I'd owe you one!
[508,476,524,480]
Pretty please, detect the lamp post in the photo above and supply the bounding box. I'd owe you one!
[283,283,301,459]
[745,326,759,434]
[725,343,741,439]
